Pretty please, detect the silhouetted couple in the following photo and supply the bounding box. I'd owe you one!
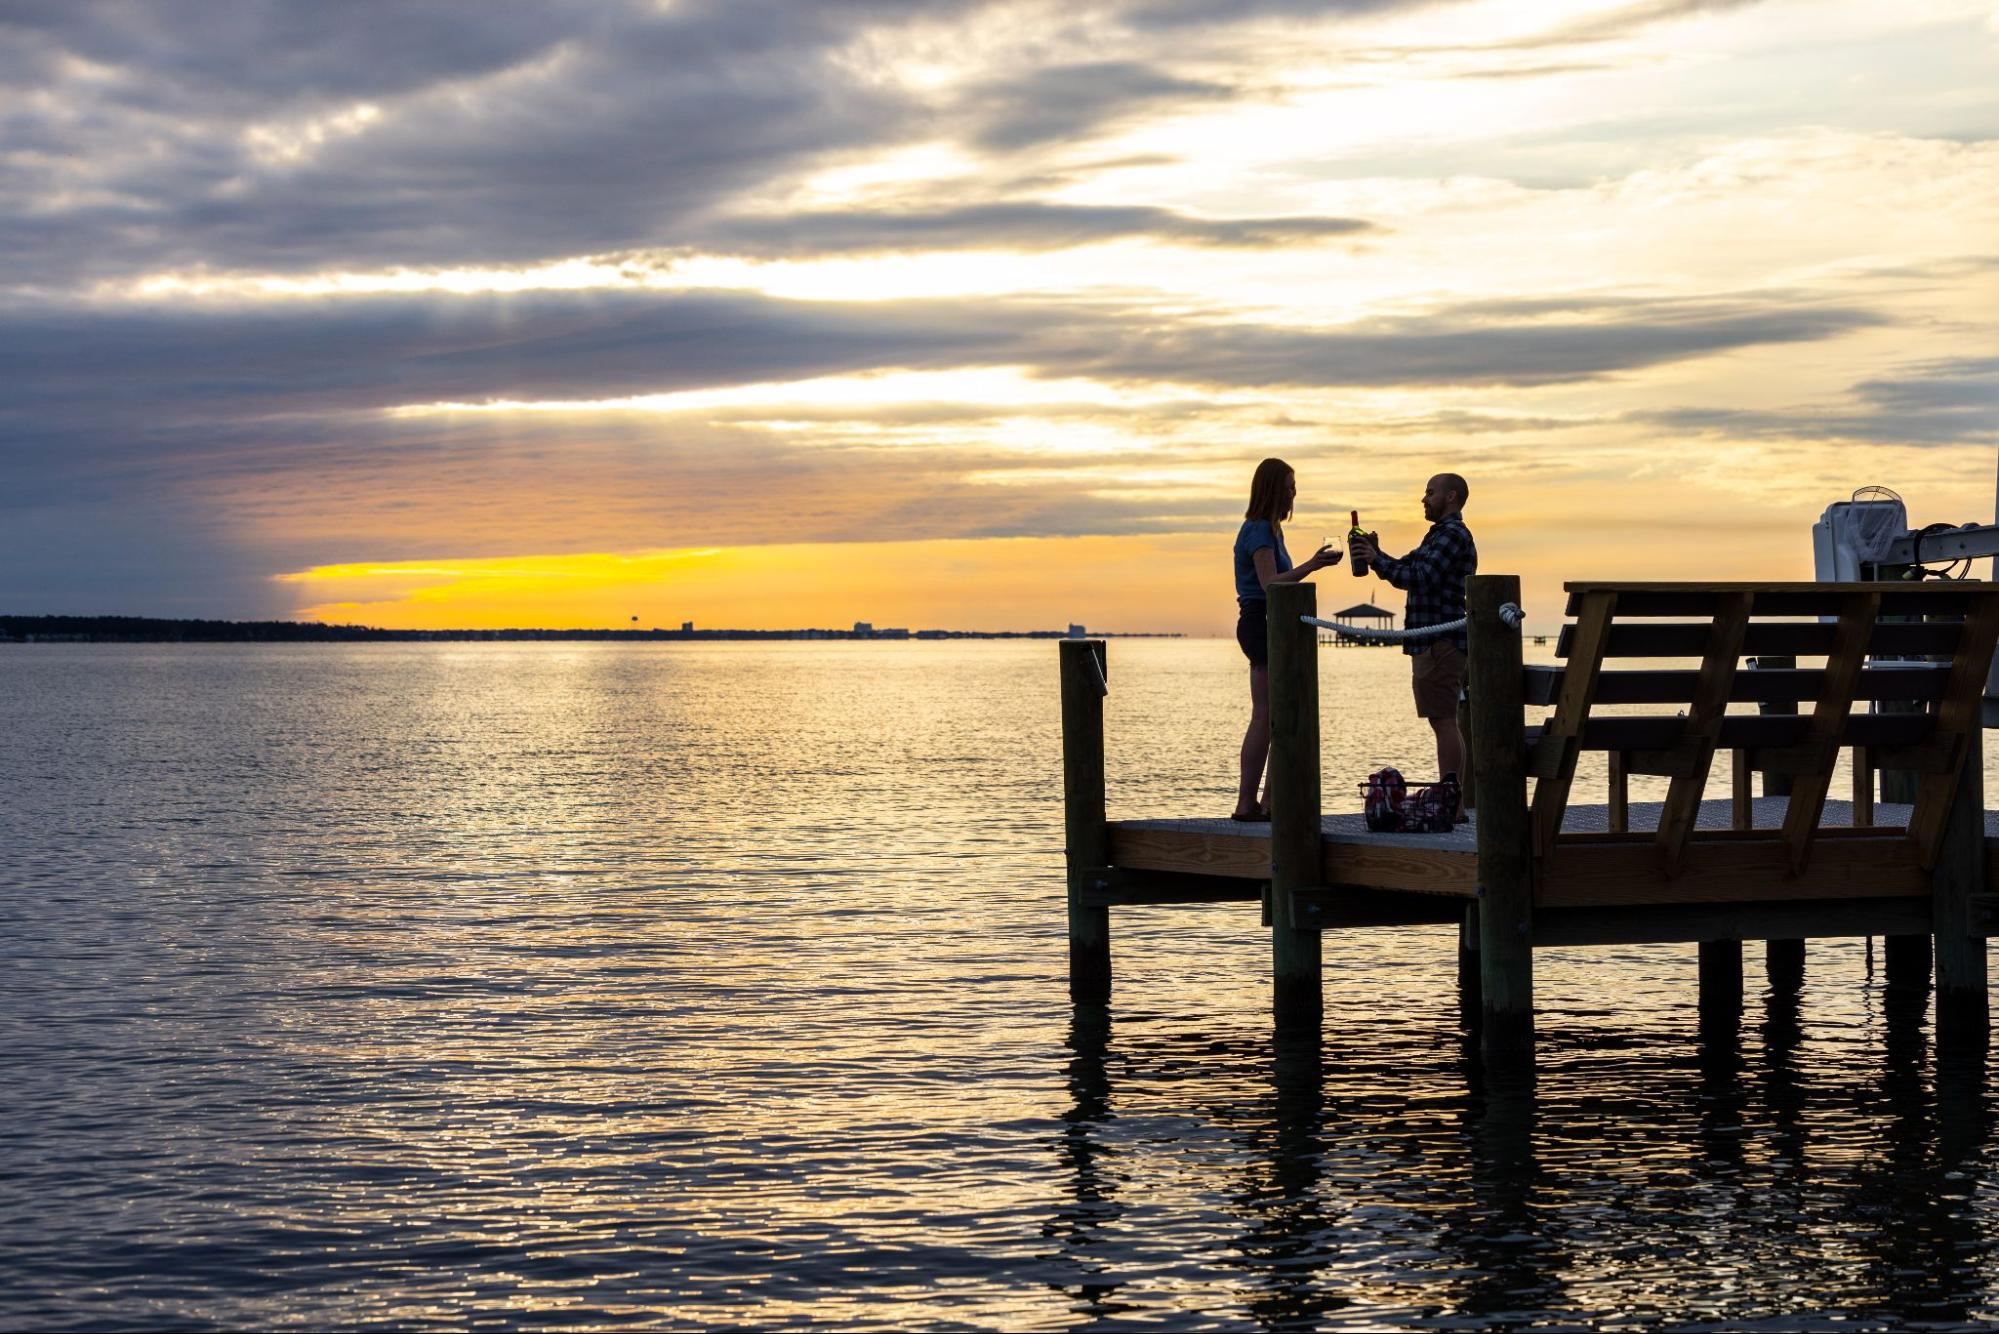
[1231,458,1477,823]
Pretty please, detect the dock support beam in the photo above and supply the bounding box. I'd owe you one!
[1468,574,1533,1061]
[1933,740,1988,1044]
[1060,639,1111,1003]
[1266,582,1323,1030]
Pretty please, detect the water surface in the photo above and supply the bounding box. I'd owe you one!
[3,641,1997,1329]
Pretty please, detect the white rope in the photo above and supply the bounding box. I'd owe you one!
[1300,602,1522,640]
[1088,649,1108,697]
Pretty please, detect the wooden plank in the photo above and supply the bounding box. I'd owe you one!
[1557,620,1961,659]
[1108,823,1270,880]
[1870,737,1957,775]
[1321,841,1479,896]
[1558,824,1915,847]
[1779,591,1880,872]
[1907,594,1999,870]
[1658,592,1753,876]
[1531,589,1617,861]
[1620,747,1701,779]
[1563,582,1980,618]
[1537,831,1927,908]
[1085,868,1263,906]
[1851,746,1873,828]
[1522,664,1950,707]
[1731,749,1752,829]
[1108,824,1481,895]
[1060,639,1112,1001]
[1526,711,1933,770]
[1534,896,1934,947]
[1290,887,1467,929]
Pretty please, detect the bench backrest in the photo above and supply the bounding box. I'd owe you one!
[1525,581,1999,875]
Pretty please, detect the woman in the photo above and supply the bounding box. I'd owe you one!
[1233,458,1340,821]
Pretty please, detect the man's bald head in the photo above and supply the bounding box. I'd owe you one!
[1423,474,1468,522]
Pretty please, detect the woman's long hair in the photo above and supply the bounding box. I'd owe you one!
[1244,458,1294,524]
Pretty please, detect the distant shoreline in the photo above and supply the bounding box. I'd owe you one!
[0,615,1179,643]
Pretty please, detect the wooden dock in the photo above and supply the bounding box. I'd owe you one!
[1061,577,1999,1064]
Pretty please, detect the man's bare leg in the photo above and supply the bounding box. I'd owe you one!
[1430,715,1467,819]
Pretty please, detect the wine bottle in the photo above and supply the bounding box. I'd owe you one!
[1348,509,1368,576]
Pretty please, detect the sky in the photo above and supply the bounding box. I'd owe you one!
[3,0,1996,634]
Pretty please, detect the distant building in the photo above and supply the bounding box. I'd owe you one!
[682,621,693,633]
[1326,598,1396,647]
[853,621,873,636]
[1065,624,1087,638]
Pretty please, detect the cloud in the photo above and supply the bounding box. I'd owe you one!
[698,202,1373,255]
[0,287,1880,434]
[0,1,977,287]
[1638,356,1999,446]
[954,59,1236,150]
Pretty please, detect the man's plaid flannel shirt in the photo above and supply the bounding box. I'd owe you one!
[1370,515,1478,656]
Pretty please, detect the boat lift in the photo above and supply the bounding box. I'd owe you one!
[1811,450,1999,727]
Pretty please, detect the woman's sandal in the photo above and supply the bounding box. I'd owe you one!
[1228,808,1272,822]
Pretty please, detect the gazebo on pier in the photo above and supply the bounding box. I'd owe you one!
[1323,598,1397,646]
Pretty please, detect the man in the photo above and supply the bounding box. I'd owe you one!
[1351,473,1478,819]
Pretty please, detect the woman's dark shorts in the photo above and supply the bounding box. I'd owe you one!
[1236,599,1268,666]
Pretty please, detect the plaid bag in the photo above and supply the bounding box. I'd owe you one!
[1402,773,1461,834]
[1363,766,1407,832]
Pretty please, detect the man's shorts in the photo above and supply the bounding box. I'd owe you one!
[1412,641,1467,720]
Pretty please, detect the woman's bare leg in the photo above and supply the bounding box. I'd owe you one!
[1235,664,1271,817]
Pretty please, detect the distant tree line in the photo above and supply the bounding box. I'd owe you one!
[0,615,1177,643]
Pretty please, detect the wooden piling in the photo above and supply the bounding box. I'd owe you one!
[1698,939,1743,1031]
[1265,582,1323,1029]
[1933,737,1988,1041]
[1874,588,1933,978]
[1458,904,1482,1026]
[1878,696,1927,980]
[1755,655,1805,981]
[1468,574,1533,1060]
[1059,639,1112,1002]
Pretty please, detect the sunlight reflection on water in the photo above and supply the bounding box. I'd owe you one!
[1,640,1996,1329]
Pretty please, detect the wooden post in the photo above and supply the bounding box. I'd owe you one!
[1265,582,1323,1030]
[1059,639,1111,1002]
[1875,576,1932,982]
[1469,575,1533,1061]
[1885,929,1933,988]
[1756,655,1804,983]
[1458,903,1482,1025]
[1933,738,1988,1042]
[1456,691,1477,814]
[1699,938,1743,1033]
